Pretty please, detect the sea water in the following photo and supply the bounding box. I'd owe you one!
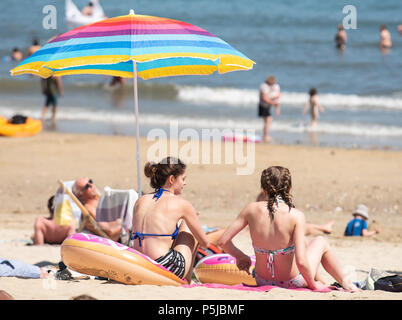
[0,0,401,149]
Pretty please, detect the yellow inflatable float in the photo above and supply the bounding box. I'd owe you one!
[194,253,257,286]
[0,116,42,137]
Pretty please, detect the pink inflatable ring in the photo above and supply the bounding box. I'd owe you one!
[194,253,256,285]
[61,233,187,286]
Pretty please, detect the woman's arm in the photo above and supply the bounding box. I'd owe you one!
[182,200,209,248]
[218,205,251,273]
[261,91,275,105]
[293,211,320,289]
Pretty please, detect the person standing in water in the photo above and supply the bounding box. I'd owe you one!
[334,24,347,50]
[41,76,63,127]
[379,25,392,49]
[258,76,281,143]
[303,88,325,129]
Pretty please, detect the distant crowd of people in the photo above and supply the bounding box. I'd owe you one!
[258,23,401,143]
[258,75,324,142]
[335,23,396,54]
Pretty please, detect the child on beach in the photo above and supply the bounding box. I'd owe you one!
[131,157,209,282]
[344,204,380,237]
[218,166,359,291]
[303,88,324,129]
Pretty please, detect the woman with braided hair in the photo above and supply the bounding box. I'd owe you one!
[218,166,359,291]
[256,191,334,236]
[131,156,209,282]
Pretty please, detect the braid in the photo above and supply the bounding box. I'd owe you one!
[278,168,295,211]
[261,166,294,220]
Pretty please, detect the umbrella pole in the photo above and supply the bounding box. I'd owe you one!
[133,60,142,196]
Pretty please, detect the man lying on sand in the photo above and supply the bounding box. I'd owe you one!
[33,178,122,245]
[32,195,75,245]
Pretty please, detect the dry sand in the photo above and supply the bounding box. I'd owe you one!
[0,131,401,300]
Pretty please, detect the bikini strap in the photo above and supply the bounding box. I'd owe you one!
[153,188,170,200]
[131,225,179,247]
[253,244,295,278]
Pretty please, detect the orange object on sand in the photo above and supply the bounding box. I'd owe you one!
[0,116,42,137]
[194,253,257,286]
[61,233,187,286]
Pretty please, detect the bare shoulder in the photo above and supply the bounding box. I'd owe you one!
[136,193,152,203]
[168,195,195,212]
[242,201,262,217]
[134,194,152,208]
[289,207,306,223]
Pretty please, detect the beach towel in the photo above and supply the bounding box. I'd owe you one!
[53,180,82,228]
[182,283,341,293]
[96,186,138,235]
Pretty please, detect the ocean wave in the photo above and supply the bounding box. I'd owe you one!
[1,105,401,137]
[1,77,402,110]
[176,85,402,110]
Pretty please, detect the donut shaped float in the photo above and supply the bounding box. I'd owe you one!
[61,233,186,286]
[194,253,257,286]
[0,116,42,137]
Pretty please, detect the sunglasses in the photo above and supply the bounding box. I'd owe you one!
[84,179,93,190]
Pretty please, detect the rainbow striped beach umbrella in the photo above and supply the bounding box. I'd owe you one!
[10,9,254,194]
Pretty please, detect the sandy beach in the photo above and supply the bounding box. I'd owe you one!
[0,131,401,300]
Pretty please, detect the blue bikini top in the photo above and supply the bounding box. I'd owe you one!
[131,188,179,247]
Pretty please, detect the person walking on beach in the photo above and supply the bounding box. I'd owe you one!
[131,157,209,282]
[258,76,281,143]
[218,166,359,291]
[303,88,325,129]
[334,24,347,50]
[344,204,380,237]
[41,76,63,126]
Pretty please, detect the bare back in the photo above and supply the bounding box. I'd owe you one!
[309,95,319,119]
[132,190,210,262]
[132,193,185,259]
[247,201,302,281]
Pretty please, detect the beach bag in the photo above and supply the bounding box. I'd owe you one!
[53,181,82,228]
[9,114,27,124]
[374,275,402,292]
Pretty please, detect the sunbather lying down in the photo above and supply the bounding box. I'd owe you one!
[32,195,75,245]
[33,178,132,245]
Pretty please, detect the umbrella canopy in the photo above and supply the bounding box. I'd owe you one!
[10,10,255,194]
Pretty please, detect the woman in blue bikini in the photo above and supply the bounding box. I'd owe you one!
[131,157,209,282]
[218,166,359,291]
